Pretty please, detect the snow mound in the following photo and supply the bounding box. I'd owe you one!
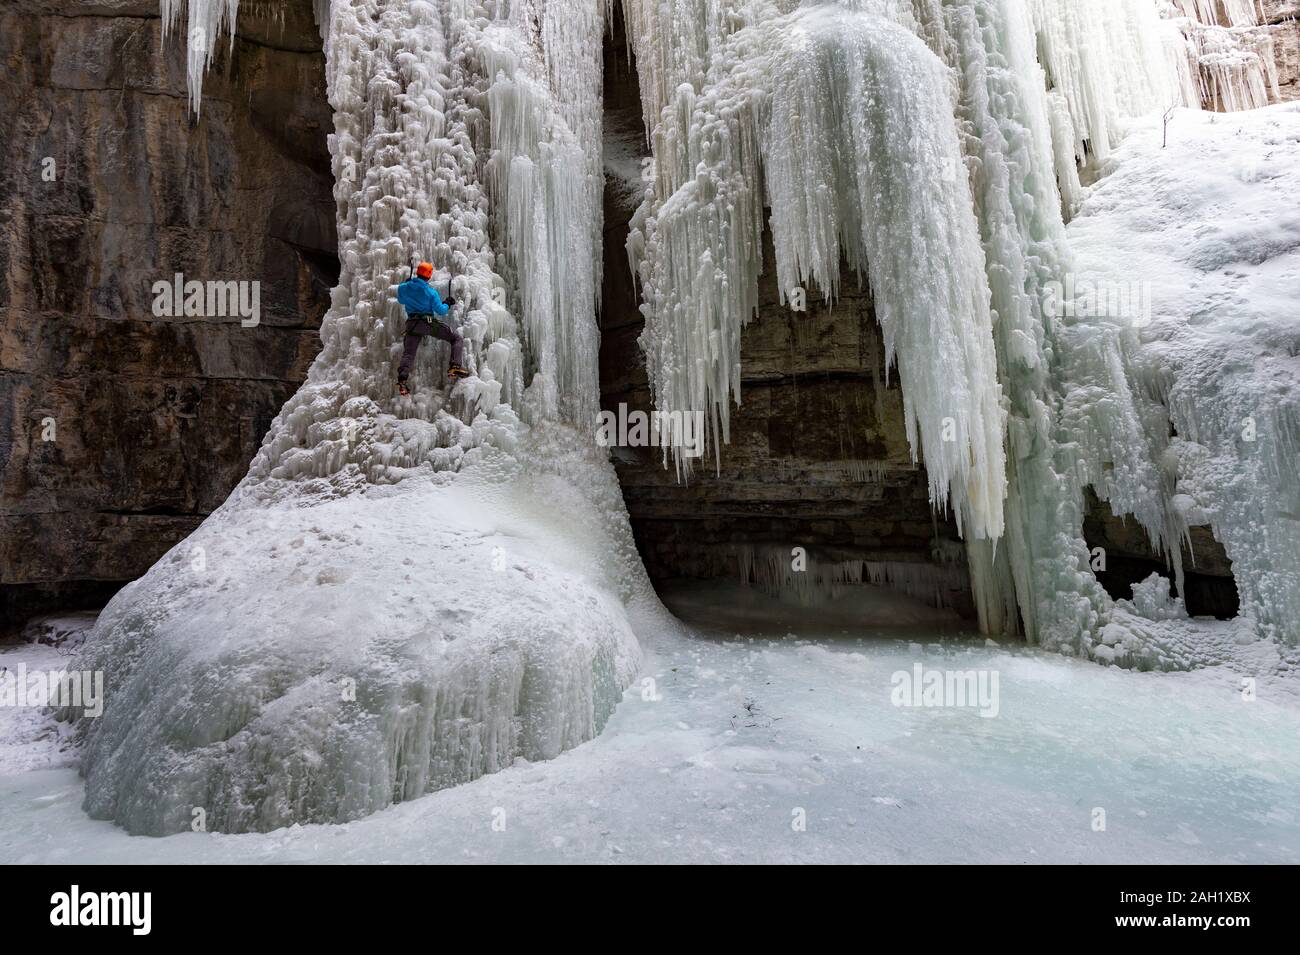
[71,446,643,835]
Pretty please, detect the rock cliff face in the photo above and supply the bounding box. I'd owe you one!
[1263,1,1300,100]
[0,0,335,630]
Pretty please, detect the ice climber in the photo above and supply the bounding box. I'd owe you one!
[396,261,468,395]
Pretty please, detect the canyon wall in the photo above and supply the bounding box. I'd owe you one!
[1264,0,1300,100]
[0,0,335,630]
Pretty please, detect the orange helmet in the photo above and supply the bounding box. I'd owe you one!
[415,261,434,279]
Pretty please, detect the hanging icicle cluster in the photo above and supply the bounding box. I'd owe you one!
[624,0,1009,542]
[159,0,241,114]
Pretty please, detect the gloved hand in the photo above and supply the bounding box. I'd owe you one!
[443,296,456,308]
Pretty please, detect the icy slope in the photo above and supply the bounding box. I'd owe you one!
[74,451,642,835]
[1061,102,1300,659]
[67,0,652,835]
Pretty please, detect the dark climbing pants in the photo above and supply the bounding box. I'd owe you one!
[398,315,463,382]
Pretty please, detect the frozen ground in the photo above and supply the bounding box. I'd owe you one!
[3,582,1296,864]
[0,644,82,776]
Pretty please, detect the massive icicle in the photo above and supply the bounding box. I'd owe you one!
[626,0,1008,540]
[908,0,1112,646]
[476,0,606,428]
[161,0,241,114]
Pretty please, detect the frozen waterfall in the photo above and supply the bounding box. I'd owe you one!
[622,0,1295,662]
[67,0,650,836]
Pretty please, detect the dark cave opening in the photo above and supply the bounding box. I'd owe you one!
[1082,488,1240,620]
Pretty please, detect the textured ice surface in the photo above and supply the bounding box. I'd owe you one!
[907,0,1109,652]
[71,457,643,835]
[1062,103,1300,660]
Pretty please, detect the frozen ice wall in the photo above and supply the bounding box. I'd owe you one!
[156,0,607,453]
[246,0,608,485]
[625,0,1008,541]
[1159,0,1281,112]
[69,0,652,835]
[620,0,1165,642]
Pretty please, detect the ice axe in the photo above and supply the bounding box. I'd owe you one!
[444,263,459,318]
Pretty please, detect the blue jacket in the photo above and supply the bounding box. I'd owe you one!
[397,277,449,318]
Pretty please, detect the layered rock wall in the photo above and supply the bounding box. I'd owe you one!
[0,0,335,629]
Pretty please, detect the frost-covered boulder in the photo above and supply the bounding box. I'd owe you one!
[71,457,643,835]
[1119,573,1188,622]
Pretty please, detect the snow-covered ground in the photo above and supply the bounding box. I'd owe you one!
[0,643,83,776]
[3,583,1296,864]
